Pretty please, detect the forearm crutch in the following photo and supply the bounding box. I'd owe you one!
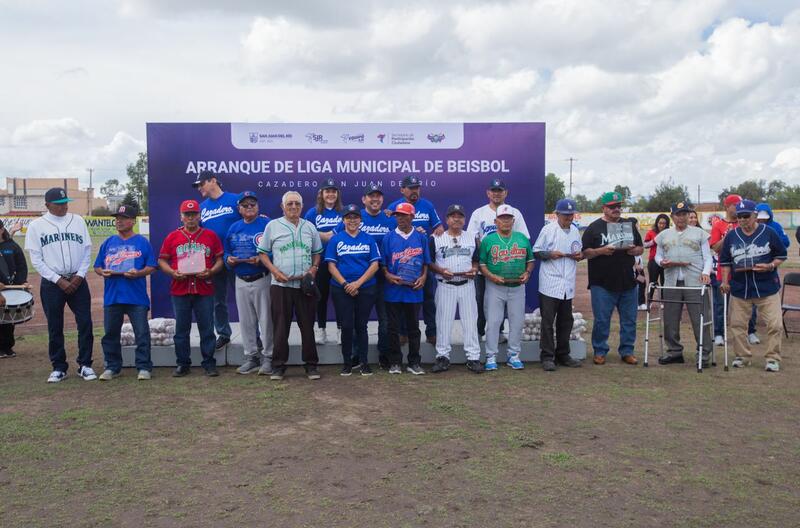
[643,282,665,368]
[723,293,729,371]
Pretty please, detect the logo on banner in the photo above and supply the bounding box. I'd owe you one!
[341,133,365,144]
[377,133,386,143]
[249,132,258,144]
[427,133,445,143]
[391,132,415,145]
[306,133,328,144]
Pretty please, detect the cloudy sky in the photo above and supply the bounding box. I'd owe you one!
[1,0,799,202]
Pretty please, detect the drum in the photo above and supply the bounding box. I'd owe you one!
[0,290,35,324]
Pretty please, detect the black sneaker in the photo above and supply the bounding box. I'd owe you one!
[360,364,373,376]
[431,356,450,373]
[204,366,220,377]
[555,357,582,368]
[350,359,361,371]
[270,366,286,380]
[379,360,391,371]
[0,349,16,358]
[542,359,557,372]
[466,360,484,373]
[306,366,321,380]
[658,354,685,365]
[215,336,231,350]
[406,364,425,375]
[172,365,190,377]
[340,365,352,377]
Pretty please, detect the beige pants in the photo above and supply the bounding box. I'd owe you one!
[730,294,782,362]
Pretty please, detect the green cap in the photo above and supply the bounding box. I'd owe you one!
[600,191,624,206]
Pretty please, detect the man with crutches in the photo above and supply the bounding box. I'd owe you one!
[653,202,713,369]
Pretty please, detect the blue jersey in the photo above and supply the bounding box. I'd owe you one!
[324,230,381,288]
[332,209,394,248]
[200,192,242,241]
[719,224,787,299]
[381,229,431,303]
[93,234,156,307]
[386,198,442,235]
[304,206,342,247]
[224,216,270,277]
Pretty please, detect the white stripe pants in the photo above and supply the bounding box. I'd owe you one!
[484,281,526,361]
[435,280,481,361]
[235,275,274,361]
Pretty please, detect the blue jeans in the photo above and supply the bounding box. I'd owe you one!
[172,294,216,368]
[102,304,152,372]
[711,275,757,337]
[40,278,93,373]
[590,285,638,357]
[332,285,376,366]
[212,269,233,339]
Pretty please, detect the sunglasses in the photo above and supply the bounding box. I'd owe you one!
[737,213,752,219]
[606,204,622,210]
[239,202,257,208]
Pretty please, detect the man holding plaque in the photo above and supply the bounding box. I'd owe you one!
[94,204,157,380]
[382,202,431,375]
[719,199,787,372]
[158,199,224,377]
[532,198,583,372]
[581,191,644,365]
[479,204,535,371]
[654,202,713,366]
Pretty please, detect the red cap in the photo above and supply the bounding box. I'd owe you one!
[393,202,416,216]
[180,199,200,213]
[723,194,742,207]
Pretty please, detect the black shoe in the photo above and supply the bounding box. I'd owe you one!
[431,356,450,373]
[215,336,231,350]
[542,359,557,372]
[270,366,286,380]
[172,365,190,377]
[360,364,373,376]
[379,360,391,371]
[340,365,352,377]
[658,354,685,365]
[555,356,582,368]
[0,349,16,358]
[204,366,219,377]
[700,358,712,368]
[350,358,361,371]
[306,366,321,380]
[466,360,484,373]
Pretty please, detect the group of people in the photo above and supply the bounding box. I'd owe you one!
[15,177,789,384]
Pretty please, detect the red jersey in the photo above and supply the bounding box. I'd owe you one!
[644,230,658,261]
[709,217,736,279]
[158,227,223,296]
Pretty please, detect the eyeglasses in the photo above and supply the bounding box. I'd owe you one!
[284,201,301,207]
[240,203,257,209]
[737,213,752,219]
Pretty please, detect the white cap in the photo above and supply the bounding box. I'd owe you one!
[496,204,515,217]
[756,210,770,220]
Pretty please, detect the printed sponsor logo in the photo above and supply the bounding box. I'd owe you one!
[306,133,328,144]
[249,132,258,144]
[427,133,445,143]
[249,132,294,144]
[105,249,143,267]
[377,133,386,143]
[341,133,365,144]
[390,132,415,145]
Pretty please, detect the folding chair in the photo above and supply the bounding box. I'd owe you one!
[780,272,800,338]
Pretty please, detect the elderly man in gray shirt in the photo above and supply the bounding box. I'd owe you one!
[258,191,323,380]
[654,202,713,367]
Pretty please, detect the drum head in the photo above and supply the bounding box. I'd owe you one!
[1,290,33,306]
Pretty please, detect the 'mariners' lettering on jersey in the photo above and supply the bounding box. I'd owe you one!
[40,232,84,247]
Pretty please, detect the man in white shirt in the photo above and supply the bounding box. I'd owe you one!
[532,198,583,371]
[467,178,529,342]
[24,187,96,383]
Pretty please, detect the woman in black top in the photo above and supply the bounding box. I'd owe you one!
[0,220,29,357]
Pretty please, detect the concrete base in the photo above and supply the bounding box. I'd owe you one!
[121,322,587,367]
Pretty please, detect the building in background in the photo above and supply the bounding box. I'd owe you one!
[0,177,105,216]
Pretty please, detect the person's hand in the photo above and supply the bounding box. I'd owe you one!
[720,282,731,294]
[9,220,23,237]
[600,244,616,256]
[227,256,238,267]
[463,269,477,279]
[661,259,673,268]
[412,275,426,290]
[440,268,455,280]
[570,251,583,261]
[100,269,113,277]
[488,273,505,285]
[57,277,75,294]
[307,265,318,277]
[172,270,188,281]
[752,263,773,273]
[433,225,445,236]
[123,268,141,279]
[247,256,259,265]
[22,282,31,290]
[386,273,403,286]
[196,269,210,280]
[550,250,565,259]
[70,275,83,288]
[273,270,289,283]
[344,281,360,296]
[415,226,427,235]
[519,271,531,284]
[701,274,711,285]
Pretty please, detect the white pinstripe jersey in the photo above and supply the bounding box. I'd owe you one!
[532,221,581,300]
[430,231,478,280]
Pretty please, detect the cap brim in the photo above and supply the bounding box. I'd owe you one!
[603,201,622,206]
[488,186,506,191]
[555,210,576,214]
[49,198,72,204]
[111,213,136,218]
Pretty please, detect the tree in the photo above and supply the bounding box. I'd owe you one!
[771,184,800,209]
[100,178,125,198]
[718,179,768,204]
[121,191,139,209]
[91,206,112,216]
[126,152,148,213]
[647,181,692,212]
[613,185,632,203]
[544,172,566,212]
[574,194,600,213]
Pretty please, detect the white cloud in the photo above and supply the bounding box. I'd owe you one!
[11,118,93,147]
[772,147,800,170]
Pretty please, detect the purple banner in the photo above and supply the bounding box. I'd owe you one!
[146,122,545,317]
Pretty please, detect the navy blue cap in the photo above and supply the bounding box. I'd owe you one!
[671,201,691,214]
[554,198,577,214]
[342,204,361,217]
[321,178,339,190]
[488,178,506,190]
[238,191,258,204]
[45,187,73,204]
[363,183,384,196]
[736,199,757,215]
[446,204,466,216]
[192,170,218,188]
[401,175,421,188]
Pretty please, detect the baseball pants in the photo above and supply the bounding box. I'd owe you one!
[235,275,273,363]
[484,281,525,361]
[435,280,481,361]
[730,294,782,363]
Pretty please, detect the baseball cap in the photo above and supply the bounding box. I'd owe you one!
[180,199,200,213]
[555,198,578,214]
[321,178,339,190]
[723,194,742,207]
[401,175,421,188]
[238,191,258,204]
[488,178,506,190]
[756,210,770,220]
[393,202,416,215]
[45,187,73,204]
[342,204,361,217]
[600,191,624,206]
[363,183,383,196]
[670,201,691,214]
[192,170,218,188]
[111,204,139,218]
[735,199,756,215]
[496,204,515,217]
[446,204,466,216]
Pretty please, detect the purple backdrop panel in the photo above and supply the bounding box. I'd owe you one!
[146,123,545,318]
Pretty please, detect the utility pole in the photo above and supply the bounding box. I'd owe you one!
[86,168,93,216]
[565,157,577,196]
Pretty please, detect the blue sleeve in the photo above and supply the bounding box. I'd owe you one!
[304,207,317,225]
[93,239,108,268]
[429,203,442,230]
[771,228,788,259]
[324,235,338,263]
[332,220,345,234]
[223,225,235,269]
[368,238,380,263]
[382,236,391,268]
[142,238,157,268]
[777,225,790,248]
[421,233,431,264]
[719,234,732,266]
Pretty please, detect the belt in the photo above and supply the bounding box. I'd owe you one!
[438,279,469,286]
[61,273,77,280]
[238,272,268,283]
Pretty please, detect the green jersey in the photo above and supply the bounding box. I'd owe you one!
[479,231,533,286]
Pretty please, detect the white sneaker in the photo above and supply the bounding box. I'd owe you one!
[714,336,724,347]
[748,333,761,345]
[732,357,750,368]
[98,369,120,381]
[765,360,780,373]
[78,366,98,381]
[315,327,327,345]
[137,370,151,380]
[638,304,648,311]
[47,370,67,383]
